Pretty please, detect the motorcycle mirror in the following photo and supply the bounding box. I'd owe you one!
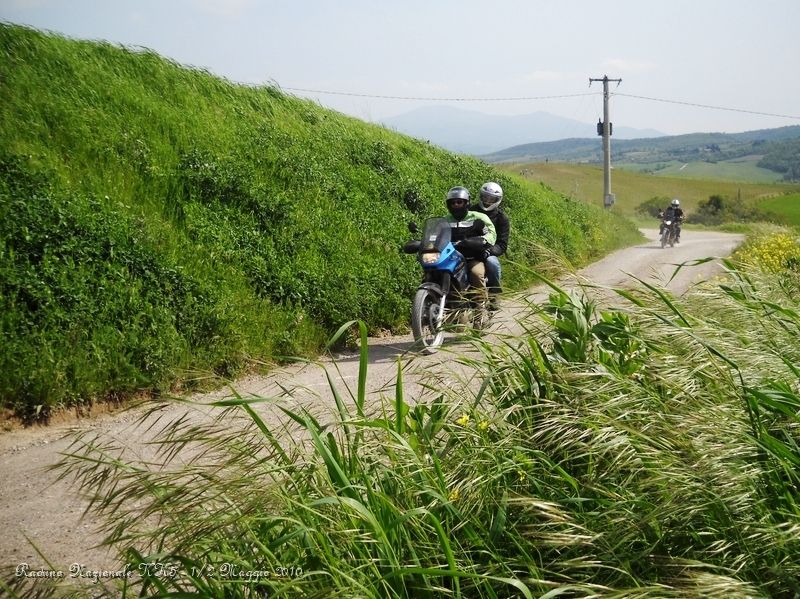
[408,221,419,234]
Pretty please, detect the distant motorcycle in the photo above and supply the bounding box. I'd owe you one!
[660,217,678,248]
[402,218,488,353]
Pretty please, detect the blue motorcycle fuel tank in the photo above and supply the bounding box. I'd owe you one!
[420,243,460,273]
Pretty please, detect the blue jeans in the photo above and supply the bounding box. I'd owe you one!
[484,256,502,292]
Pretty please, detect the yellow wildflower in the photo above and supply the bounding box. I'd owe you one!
[735,233,800,273]
[448,488,460,502]
[478,420,489,432]
[456,414,470,427]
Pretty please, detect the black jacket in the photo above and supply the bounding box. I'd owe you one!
[663,206,684,221]
[471,205,509,257]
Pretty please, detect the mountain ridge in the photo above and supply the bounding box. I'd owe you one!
[379,104,664,154]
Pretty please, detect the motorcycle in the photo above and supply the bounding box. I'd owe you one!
[402,218,489,353]
[659,218,679,248]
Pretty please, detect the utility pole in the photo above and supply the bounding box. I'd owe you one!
[589,75,622,208]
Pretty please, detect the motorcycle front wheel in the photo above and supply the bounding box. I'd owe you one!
[411,288,445,353]
[660,229,669,249]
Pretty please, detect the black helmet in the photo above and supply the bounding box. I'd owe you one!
[446,186,470,220]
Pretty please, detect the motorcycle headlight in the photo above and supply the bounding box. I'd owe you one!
[664,220,672,225]
[421,252,441,265]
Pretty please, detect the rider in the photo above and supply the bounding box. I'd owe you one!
[471,181,509,311]
[444,186,496,315]
[658,198,685,242]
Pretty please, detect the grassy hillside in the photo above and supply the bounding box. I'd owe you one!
[0,24,640,419]
[483,126,800,183]
[503,161,800,220]
[617,155,786,183]
[759,192,800,227]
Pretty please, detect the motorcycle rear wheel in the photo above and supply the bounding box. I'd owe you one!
[411,288,445,353]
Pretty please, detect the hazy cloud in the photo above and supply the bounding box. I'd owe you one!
[2,0,797,134]
[395,80,451,95]
[523,70,572,82]
[4,0,47,7]
[127,11,146,25]
[189,0,253,18]
[602,59,656,73]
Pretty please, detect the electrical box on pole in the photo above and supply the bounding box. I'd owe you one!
[589,75,621,209]
[596,120,612,136]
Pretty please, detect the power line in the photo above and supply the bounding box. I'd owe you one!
[281,85,800,121]
[614,93,800,121]
[282,87,598,102]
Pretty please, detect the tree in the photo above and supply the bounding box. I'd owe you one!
[635,196,670,218]
[757,138,800,180]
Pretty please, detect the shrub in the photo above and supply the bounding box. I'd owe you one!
[687,194,769,225]
[635,195,671,218]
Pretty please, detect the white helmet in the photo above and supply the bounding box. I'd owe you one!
[479,182,503,212]
[671,198,680,207]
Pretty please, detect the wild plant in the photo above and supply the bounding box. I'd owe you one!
[23,258,798,598]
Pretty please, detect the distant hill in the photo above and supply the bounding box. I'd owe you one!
[482,126,800,182]
[379,105,664,155]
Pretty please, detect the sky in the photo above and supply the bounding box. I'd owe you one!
[2,0,799,136]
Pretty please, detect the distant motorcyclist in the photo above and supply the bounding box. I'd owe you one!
[471,181,509,312]
[444,186,496,313]
[658,198,685,242]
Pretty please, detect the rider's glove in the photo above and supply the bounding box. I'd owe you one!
[483,249,492,261]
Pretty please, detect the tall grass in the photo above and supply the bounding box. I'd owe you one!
[0,23,641,420]
[9,252,797,598]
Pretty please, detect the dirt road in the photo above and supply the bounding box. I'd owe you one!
[0,228,744,575]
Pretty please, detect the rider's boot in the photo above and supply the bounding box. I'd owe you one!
[488,289,500,313]
[472,309,487,331]
[466,261,489,331]
[469,285,489,331]
[472,293,488,330]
